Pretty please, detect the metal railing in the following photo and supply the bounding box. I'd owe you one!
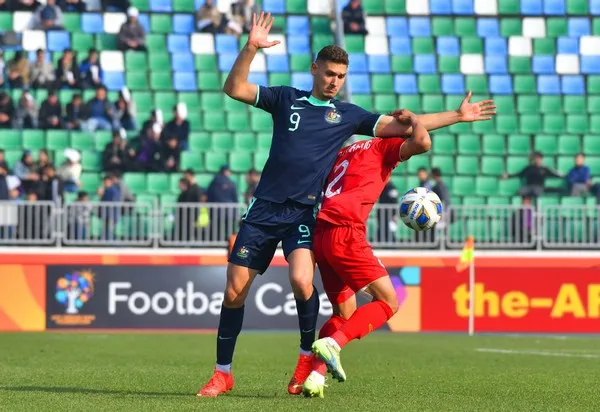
[0,201,598,249]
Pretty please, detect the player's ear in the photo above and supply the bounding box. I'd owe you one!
[310,61,318,75]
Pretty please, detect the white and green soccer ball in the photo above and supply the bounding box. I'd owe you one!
[399,187,443,231]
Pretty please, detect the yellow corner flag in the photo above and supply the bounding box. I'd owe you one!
[456,236,474,272]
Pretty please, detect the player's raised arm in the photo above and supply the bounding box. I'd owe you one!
[396,111,432,161]
[222,12,281,105]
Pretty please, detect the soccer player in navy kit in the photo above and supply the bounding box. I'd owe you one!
[197,12,496,397]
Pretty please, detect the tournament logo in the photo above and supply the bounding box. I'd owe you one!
[50,270,97,326]
[237,246,249,259]
[324,109,342,124]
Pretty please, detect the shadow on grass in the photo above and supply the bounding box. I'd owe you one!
[0,386,190,397]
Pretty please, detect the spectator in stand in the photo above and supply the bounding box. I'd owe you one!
[115,87,136,130]
[39,164,64,203]
[207,165,237,203]
[67,191,90,240]
[39,91,63,130]
[243,167,260,204]
[162,135,181,173]
[183,169,206,202]
[14,0,41,11]
[118,7,147,52]
[13,150,39,194]
[431,167,450,207]
[56,48,80,89]
[102,130,127,173]
[30,49,56,89]
[102,0,130,12]
[122,131,142,172]
[83,85,116,132]
[417,167,432,190]
[196,0,222,33]
[342,0,368,35]
[65,93,85,130]
[0,0,8,9]
[0,92,14,129]
[35,148,52,175]
[227,0,256,36]
[0,149,9,173]
[98,174,120,240]
[112,171,134,203]
[0,50,6,89]
[56,149,82,193]
[137,123,163,172]
[7,51,29,88]
[162,103,190,150]
[141,108,162,136]
[175,177,199,241]
[15,90,38,129]
[17,191,43,240]
[376,180,399,243]
[503,152,562,198]
[58,0,86,12]
[32,0,63,30]
[566,153,592,196]
[79,48,103,89]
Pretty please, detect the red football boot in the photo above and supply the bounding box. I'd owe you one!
[287,354,313,395]
[197,368,234,397]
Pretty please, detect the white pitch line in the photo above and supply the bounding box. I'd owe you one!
[476,348,600,359]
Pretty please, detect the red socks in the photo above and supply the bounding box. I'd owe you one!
[330,301,394,349]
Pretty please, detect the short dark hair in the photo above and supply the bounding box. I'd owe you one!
[77,191,88,200]
[179,177,189,186]
[316,45,349,66]
[431,167,442,178]
[417,167,428,173]
[533,151,543,158]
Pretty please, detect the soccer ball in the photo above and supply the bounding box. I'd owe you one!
[399,187,443,231]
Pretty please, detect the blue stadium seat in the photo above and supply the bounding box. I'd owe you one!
[349,53,368,73]
[150,0,172,12]
[557,37,578,54]
[287,35,310,54]
[195,0,205,7]
[441,74,465,94]
[389,37,411,55]
[172,53,194,71]
[409,18,431,37]
[386,17,408,36]
[167,35,190,53]
[562,75,585,94]
[532,55,555,74]
[521,0,543,15]
[28,51,50,61]
[544,0,566,15]
[248,73,268,87]
[485,56,508,74]
[592,0,600,15]
[538,75,561,94]
[489,75,513,94]
[348,74,371,94]
[215,34,238,55]
[81,13,103,33]
[478,19,499,37]
[138,14,150,33]
[263,0,285,14]
[582,56,600,74]
[568,18,590,37]
[291,72,313,90]
[414,55,437,74]
[394,74,418,94]
[368,55,391,73]
[436,37,459,56]
[173,14,195,34]
[453,0,474,14]
[485,38,507,56]
[104,71,125,91]
[218,54,237,72]
[174,72,196,91]
[287,16,309,34]
[267,55,289,72]
[47,31,70,52]
[430,0,452,14]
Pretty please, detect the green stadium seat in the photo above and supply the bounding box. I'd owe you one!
[173,0,194,11]
[131,0,149,11]
[312,35,333,53]
[72,33,93,51]
[251,111,272,132]
[591,115,600,134]
[498,178,520,196]
[94,131,113,151]
[229,152,252,173]
[481,156,504,176]
[254,151,269,171]
[533,38,555,55]
[438,56,460,73]
[151,14,172,33]
[400,95,421,112]
[506,155,529,174]
[431,133,455,155]
[196,55,218,71]
[233,132,256,152]
[257,133,272,151]
[514,75,536,94]
[22,131,45,151]
[543,115,565,134]
[188,112,203,132]
[188,132,211,152]
[517,95,539,114]
[547,17,569,37]
[227,113,249,132]
[384,0,405,14]
[352,95,373,111]
[457,134,480,155]
[212,132,234,152]
[412,37,434,54]
[557,134,581,155]
[374,95,396,113]
[201,92,224,111]
[270,73,291,86]
[81,172,101,193]
[557,156,573,174]
[493,96,514,115]
[508,133,532,156]
[539,95,561,114]
[1,131,22,149]
[567,114,589,134]
[432,17,453,36]
[126,71,148,90]
[81,151,101,171]
[125,52,147,71]
[564,95,586,114]
[147,174,170,194]
[198,72,221,91]
[150,72,172,90]
[290,54,312,72]
[286,0,307,13]
[500,18,522,36]
[95,34,117,50]
[588,96,600,113]
[519,114,542,134]
[361,0,384,13]
[588,76,600,94]
[456,156,479,175]
[461,37,483,54]
[71,132,94,151]
[534,135,558,156]
[149,53,170,71]
[372,74,393,93]
[204,112,227,132]
[583,134,600,155]
[508,57,531,74]
[483,134,505,155]
[391,56,413,73]
[454,17,476,36]
[180,151,205,172]
[462,196,486,206]
[451,176,475,197]
[205,151,228,173]
[587,156,600,174]
[146,34,167,52]
[496,115,519,134]
[465,75,488,94]
[418,75,441,94]
[475,176,499,197]
[422,95,444,112]
[568,0,588,14]
[178,92,200,110]
[431,155,455,175]
[46,130,70,151]
[487,196,510,205]
[154,91,177,114]
[345,35,364,53]
[406,155,430,174]
[160,193,178,205]
[123,173,147,193]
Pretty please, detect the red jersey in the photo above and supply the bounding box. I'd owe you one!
[317,137,406,227]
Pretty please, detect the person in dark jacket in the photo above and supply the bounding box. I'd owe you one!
[102,130,127,173]
[342,0,368,35]
[0,149,9,174]
[39,91,62,129]
[243,168,260,204]
[137,123,163,172]
[58,0,86,13]
[162,135,181,173]
[98,174,120,240]
[55,48,80,89]
[503,152,562,198]
[79,48,103,89]
[431,167,450,207]
[161,103,190,150]
[117,7,147,51]
[174,177,199,241]
[39,164,64,203]
[0,92,15,129]
[207,165,238,241]
[183,169,206,202]
[65,93,85,130]
[83,85,116,132]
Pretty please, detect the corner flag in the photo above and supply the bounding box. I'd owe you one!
[456,235,474,272]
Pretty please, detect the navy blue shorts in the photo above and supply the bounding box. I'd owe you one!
[228,197,317,274]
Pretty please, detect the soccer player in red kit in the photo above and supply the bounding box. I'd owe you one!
[302,111,432,398]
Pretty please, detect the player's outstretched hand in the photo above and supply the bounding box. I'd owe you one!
[457,91,497,122]
[248,12,281,50]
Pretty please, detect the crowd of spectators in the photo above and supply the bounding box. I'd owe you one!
[196,0,256,38]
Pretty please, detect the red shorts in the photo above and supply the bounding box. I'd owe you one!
[313,221,388,305]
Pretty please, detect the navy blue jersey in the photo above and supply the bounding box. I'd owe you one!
[252,85,382,205]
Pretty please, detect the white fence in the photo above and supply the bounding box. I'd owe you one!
[0,201,598,249]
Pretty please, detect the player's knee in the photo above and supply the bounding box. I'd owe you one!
[223,285,247,308]
[290,276,314,300]
[378,294,399,315]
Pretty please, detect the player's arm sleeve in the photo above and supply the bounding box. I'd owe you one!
[378,138,407,167]
[254,85,285,114]
[352,105,384,137]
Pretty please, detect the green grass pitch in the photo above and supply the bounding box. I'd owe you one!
[1,332,599,411]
